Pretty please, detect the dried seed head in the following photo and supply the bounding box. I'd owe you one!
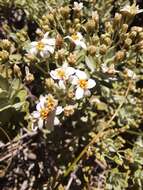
[64,105,75,117]
[1,39,11,50]
[25,73,34,84]
[56,34,63,49]
[45,78,55,89]
[0,50,9,62]
[87,45,96,56]
[67,53,77,65]
[121,24,128,33]
[124,38,132,48]
[55,49,65,61]
[13,64,22,77]
[85,19,96,32]
[99,44,107,55]
[131,26,142,33]
[130,31,137,39]
[114,13,122,23]
[115,51,125,61]
[60,6,70,17]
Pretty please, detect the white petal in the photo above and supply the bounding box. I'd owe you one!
[77,32,83,40]
[87,79,96,89]
[66,67,75,77]
[32,111,40,118]
[42,38,55,46]
[50,70,58,80]
[56,106,63,115]
[44,45,55,54]
[58,80,66,89]
[75,87,84,99]
[71,76,78,85]
[29,47,37,55]
[38,118,44,129]
[36,101,44,111]
[39,95,46,104]
[75,41,86,49]
[31,41,38,47]
[54,117,60,126]
[76,70,87,79]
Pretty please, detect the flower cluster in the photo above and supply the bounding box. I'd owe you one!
[31,94,62,130]
[50,65,96,100]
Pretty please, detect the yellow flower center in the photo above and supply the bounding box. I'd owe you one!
[57,69,65,79]
[71,34,79,41]
[40,109,49,119]
[36,41,45,50]
[79,79,88,89]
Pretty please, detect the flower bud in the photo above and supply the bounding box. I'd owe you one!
[114,13,122,24]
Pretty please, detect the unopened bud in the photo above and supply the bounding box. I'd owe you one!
[121,24,128,33]
[1,39,11,50]
[114,13,122,23]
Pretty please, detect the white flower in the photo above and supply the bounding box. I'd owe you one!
[29,33,55,57]
[73,2,83,11]
[32,95,49,129]
[72,70,96,99]
[50,64,75,89]
[120,3,143,16]
[65,32,86,49]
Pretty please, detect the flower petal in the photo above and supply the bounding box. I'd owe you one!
[87,79,96,89]
[66,67,75,77]
[58,80,66,89]
[38,118,44,129]
[50,70,58,80]
[42,38,55,46]
[75,87,84,99]
[32,111,40,118]
[76,41,87,49]
[76,70,87,79]
[56,106,63,115]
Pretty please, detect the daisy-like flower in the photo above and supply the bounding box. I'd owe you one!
[72,70,96,100]
[120,3,143,16]
[73,2,83,11]
[65,32,86,49]
[50,64,75,89]
[32,95,49,129]
[32,94,59,129]
[29,32,55,57]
